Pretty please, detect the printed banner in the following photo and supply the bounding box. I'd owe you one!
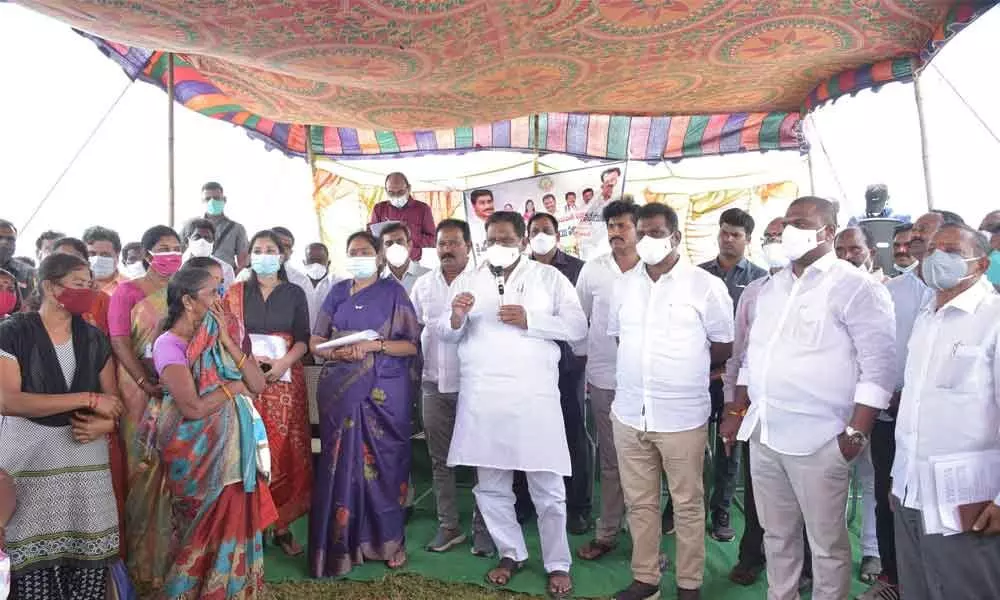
[463,162,626,264]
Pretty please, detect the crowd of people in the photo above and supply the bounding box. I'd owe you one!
[0,173,998,600]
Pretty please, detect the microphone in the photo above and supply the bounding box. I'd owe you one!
[490,265,505,305]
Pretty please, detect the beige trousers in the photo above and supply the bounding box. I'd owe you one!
[590,386,625,541]
[613,417,707,590]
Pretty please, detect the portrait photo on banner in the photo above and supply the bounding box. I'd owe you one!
[463,161,626,264]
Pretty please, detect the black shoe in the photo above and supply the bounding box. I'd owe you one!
[614,580,661,600]
[710,508,735,542]
[677,587,701,600]
[567,513,592,536]
[661,509,675,535]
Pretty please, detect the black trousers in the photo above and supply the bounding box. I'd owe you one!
[515,357,593,518]
[738,439,812,576]
[871,418,898,583]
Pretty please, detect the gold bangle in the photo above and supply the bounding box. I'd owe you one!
[237,353,247,369]
[726,406,748,417]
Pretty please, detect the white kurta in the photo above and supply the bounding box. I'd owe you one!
[436,258,588,476]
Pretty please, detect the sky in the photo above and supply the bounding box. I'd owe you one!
[1,3,997,264]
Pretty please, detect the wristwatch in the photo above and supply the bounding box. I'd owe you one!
[844,426,869,447]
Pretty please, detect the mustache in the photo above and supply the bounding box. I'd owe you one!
[440,253,455,260]
[610,237,625,243]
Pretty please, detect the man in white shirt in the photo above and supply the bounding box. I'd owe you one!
[301,243,339,332]
[891,222,1000,599]
[608,202,734,600]
[730,196,896,600]
[574,200,641,562]
[379,222,430,294]
[437,211,587,598]
[181,218,236,289]
[409,219,490,555]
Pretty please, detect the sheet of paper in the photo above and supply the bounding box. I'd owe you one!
[315,329,381,351]
[917,463,952,536]
[933,450,1000,534]
[249,334,292,383]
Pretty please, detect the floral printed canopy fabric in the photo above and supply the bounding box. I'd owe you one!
[17,1,970,130]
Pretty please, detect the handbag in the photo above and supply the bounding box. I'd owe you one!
[0,417,13,600]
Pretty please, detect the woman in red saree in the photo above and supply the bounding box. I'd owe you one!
[221,230,312,556]
[154,265,276,599]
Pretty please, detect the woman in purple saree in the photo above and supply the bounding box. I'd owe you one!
[308,231,419,577]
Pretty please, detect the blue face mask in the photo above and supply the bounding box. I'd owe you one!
[250,254,281,276]
[205,198,226,216]
[921,249,978,291]
[988,250,1000,285]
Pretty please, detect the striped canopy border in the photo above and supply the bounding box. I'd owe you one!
[919,2,996,68]
[801,57,917,113]
[82,35,805,161]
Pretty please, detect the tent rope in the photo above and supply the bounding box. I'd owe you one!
[928,63,1000,147]
[21,79,134,231]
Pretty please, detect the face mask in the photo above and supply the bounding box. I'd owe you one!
[895,260,919,274]
[88,256,117,280]
[304,263,328,280]
[921,249,979,291]
[56,286,94,315]
[205,198,226,216]
[0,247,13,265]
[346,256,378,279]
[0,290,16,315]
[149,252,183,277]
[987,250,1000,285]
[386,192,409,209]
[486,244,520,269]
[530,232,557,256]
[636,235,672,265]
[250,254,282,276]
[782,225,821,261]
[187,237,214,258]
[385,243,410,269]
[121,262,146,279]
[763,242,790,269]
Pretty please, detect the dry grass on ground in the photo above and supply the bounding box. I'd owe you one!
[265,573,545,600]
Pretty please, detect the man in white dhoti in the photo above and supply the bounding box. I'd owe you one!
[437,211,588,598]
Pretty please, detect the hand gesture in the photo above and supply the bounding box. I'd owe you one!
[71,412,116,444]
[452,292,476,321]
[974,502,1000,536]
[210,302,238,352]
[88,393,124,419]
[498,304,528,330]
[265,358,290,383]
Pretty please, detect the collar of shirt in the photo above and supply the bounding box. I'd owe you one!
[703,256,750,277]
[638,258,691,285]
[778,249,836,282]
[926,278,991,316]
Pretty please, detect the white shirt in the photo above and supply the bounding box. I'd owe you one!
[722,274,771,405]
[435,258,588,475]
[410,264,472,394]
[382,261,430,294]
[575,253,640,389]
[302,273,338,332]
[609,261,734,433]
[736,251,897,455]
[886,270,933,391]
[892,283,1000,509]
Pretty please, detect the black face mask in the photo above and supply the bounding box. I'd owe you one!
[0,246,14,265]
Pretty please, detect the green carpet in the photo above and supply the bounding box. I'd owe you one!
[264,450,873,599]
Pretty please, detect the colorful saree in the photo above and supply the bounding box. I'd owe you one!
[308,278,420,578]
[155,314,277,600]
[222,282,312,529]
[112,282,172,589]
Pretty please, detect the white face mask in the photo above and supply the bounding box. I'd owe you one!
[782,225,821,261]
[89,255,117,280]
[763,242,790,269]
[486,244,520,269]
[304,263,328,280]
[529,232,557,256]
[385,243,410,268]
[895,260,919,274]
[187,237,214,258]
[636,235,672,265]
[387,192,409,209]
[121,262,146,279]
[346,256,377,279]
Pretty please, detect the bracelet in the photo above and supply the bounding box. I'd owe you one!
[379,340,386,353]
[726,406,748,417]
[220,383,234,401]
[135,376,146,387]
[237,353,247,370]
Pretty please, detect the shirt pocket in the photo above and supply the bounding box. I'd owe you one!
[935,344,983,393]
[786,305,824,349]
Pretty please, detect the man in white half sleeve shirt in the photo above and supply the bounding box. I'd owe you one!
[436,211,587,598]
[608,202,734,600]
[891,223,1000,599]
[574,200,641,562]
[733,196,896,600]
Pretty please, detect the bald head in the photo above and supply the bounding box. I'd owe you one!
[787,196,838,229]
[384,172,410,196]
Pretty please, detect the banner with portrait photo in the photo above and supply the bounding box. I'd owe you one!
[463,162,626,264]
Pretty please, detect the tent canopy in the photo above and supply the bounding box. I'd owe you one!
[15,1,994,160]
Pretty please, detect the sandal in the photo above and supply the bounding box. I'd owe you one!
[273,530,303,557]
[485,556,525,586]
[387,548,408,569]
[547,570,573,599]
[576,538,616,561]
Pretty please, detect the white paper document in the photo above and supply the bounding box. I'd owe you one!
[249,334,292,383]
[933,450,1000,535]
[315,329,381,351]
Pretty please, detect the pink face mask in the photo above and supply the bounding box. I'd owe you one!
[0,290,16,315]
[149,252,183,277]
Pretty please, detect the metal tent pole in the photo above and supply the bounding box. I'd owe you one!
[167,52,176,227]
[913,74,934,210]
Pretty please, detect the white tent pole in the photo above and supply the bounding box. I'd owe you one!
[913,74,934,210]
[167,52,176,227]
